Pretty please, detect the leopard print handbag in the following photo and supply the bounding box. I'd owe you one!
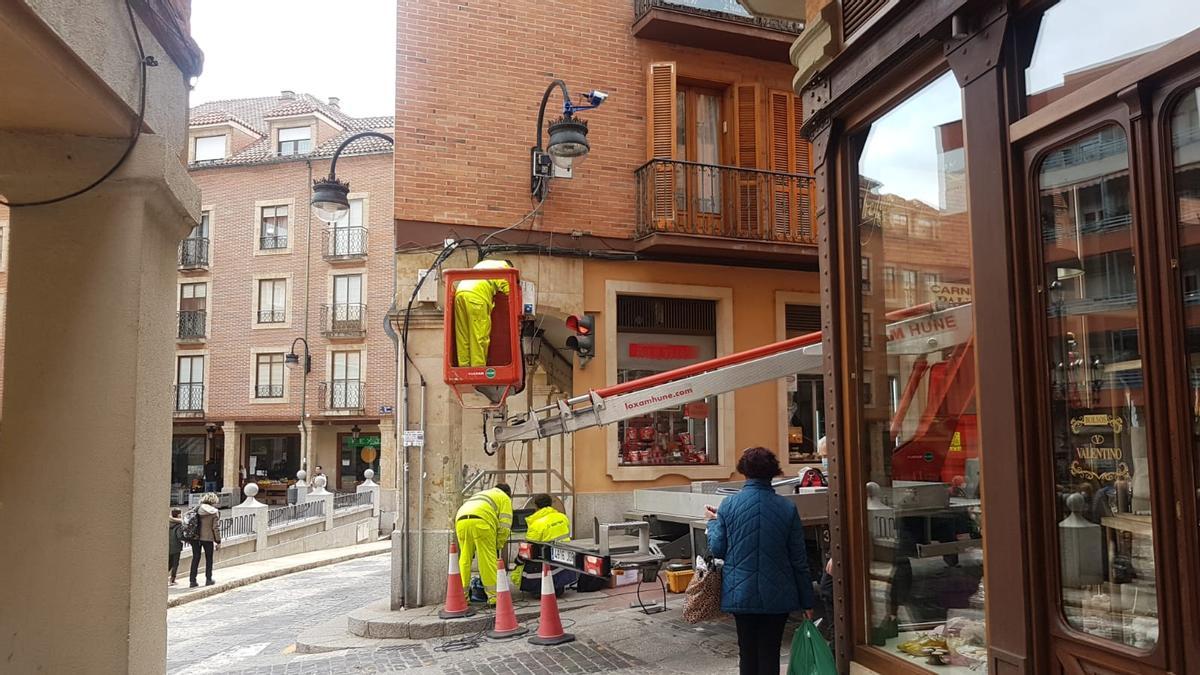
[682,562,723,624]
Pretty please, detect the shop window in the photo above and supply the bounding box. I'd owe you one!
[339,432,381,491]
[1022,0,1200,116]
[1041,124,1157,648]
[855,71,985,668]
[171,436,205,494]
[784,303,824,464]
[616,295,718,466]
[246,435,300,482]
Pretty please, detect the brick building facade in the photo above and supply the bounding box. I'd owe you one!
[172,92,395,505]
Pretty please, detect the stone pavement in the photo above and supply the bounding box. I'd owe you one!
[168,555,801,674]
[168,539,390,607]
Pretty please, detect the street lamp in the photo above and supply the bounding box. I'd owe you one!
[530,80,608,201]
[286,337,312,471]
[311,131,395,223]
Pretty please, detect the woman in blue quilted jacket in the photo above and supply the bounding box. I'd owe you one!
[706,446,814,675]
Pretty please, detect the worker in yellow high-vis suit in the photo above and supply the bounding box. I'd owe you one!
[512,493,577,597]
[455,483,513,605]
[453,259,513,367]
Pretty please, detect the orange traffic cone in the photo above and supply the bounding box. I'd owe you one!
[486,557,527,639]
[528,564,574,646]
[438,539,476,619]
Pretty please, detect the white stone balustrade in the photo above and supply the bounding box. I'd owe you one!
[232,483,270,551]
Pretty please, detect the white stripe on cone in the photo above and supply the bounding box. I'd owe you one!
[448,542,460,574]
[540,564,555,595]
[495,558,509,593]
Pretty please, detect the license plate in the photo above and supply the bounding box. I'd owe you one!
[550,547,575,565]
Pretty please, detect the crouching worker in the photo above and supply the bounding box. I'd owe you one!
[512,493,577,597]
[455,483,513,605]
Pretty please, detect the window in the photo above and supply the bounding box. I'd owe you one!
[330,198,366,256]
[329,351,363,409]
[783,303,825,464]
[912,217,934,239]
[180,211,210,268]
[862,311,872,350]
[921,273,939,303]
[882,266,896,298]
[260,206,288,249]
[861,256,872,294]
[194,135,225,162]
[616,295,718,466]
[246,435,300,481]
[674,85,723,214]
[257,278,286,324]
[255,353,285,398]
[277,126,311,156]
[189,211,210,241]
[889,212,908,229]
[178,283,207,339]
[175,355,204,411]
[855,72,983,668]
[339,433,381,490]
[331,273,363,324]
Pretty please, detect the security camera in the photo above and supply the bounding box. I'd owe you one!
[586,90,609,105]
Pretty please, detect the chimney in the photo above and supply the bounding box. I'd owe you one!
[280,90,296,100]
[328,96,340,109]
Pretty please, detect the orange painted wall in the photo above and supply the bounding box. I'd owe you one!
[572,258,819,494]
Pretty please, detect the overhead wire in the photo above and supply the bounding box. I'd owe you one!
[1,0,152,208]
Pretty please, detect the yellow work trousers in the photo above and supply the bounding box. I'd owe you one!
[455,518,499,604]
[453,293,492,367]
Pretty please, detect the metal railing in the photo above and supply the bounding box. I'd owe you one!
[323,226,368,259]
[173,383,204,415]
[254,383,284,399]
[177,310,206,340]
[257,309,286,324]
[318,380,365,411]
[219,513,256,539]
[635,159,817,244]
[267,499,325,528]
[178,238,209,269]
[259,234,288,250]
[320,303,366,337]
[334,491,373,510]
[632,0,804,33]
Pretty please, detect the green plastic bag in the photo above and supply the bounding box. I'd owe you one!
[787,619,837,675]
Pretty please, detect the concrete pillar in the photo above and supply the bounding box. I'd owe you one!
[306,475,335,530]
[0,132,199,673]
[379,416,398,516]
[222,421,241,490]
[357,468,381,517]
[233,484,270,553]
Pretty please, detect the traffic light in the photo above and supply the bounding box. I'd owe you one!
[565,314,594,365]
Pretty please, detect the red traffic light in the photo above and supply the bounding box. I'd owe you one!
[566,314,592,335]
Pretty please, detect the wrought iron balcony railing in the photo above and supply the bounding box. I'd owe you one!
[178,238,209,269]
[323,226,368,259]
[634,159,817,244]
[257,309,286,324]
[254,384,284,399]
[259,234,288,250]
[320,303,366,338]
[177,310,206,340]
[319,380,365,412]
[174,383,204,415]
[633,0,804,34]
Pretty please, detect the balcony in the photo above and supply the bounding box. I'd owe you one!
[174,383,204,417]
[321,303,366,338]
[178,238,209,269]
[177,310,206,342]
[257,309,286,324]
[254,384,284,399]
[319,380,365,413]
[323,226,368,261]
[632,0,803,62]
[259,234,288,250]
[634,159,817,259]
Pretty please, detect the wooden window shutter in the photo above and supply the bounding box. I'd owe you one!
[768,89,794,240]
[733,83,761,237]
[794,93,815,239]
[646,62,677,228]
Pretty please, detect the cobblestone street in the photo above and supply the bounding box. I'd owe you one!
[167,556,769,674]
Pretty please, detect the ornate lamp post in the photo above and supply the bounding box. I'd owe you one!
[285,337,313,472]
[530,80,607,201]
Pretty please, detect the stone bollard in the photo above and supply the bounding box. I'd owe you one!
[305,475,335,531]
[293,470,309,504]
[357,469,381,517]
[233,483,270,552]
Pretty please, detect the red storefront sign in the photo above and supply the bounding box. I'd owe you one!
[628,343,699,360]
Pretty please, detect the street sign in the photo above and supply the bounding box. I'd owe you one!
[403,430,425,447]
[379,405,394,414]
[345,436,381,448]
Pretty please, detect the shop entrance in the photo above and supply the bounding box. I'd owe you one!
[1015,26,1200,673]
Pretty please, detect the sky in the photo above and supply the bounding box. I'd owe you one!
[189,0,396,118]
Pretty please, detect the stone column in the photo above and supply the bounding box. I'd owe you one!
[233,484,270,553]
[357,469,382,517]
[222,421,242,490]
[306,475,335,531]
[0,132,199,674]
[378,416,398,519]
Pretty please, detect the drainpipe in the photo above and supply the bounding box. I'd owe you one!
[383,248,408,608]
[302,160,314,473]
[416,378,427,604]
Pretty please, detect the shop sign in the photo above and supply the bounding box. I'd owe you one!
[618,333,715,372]
[1068,412,1130,482]
[885,303,973,355]
[628,343,699,360]
[684,401,709,419]
[929,283,972,306]
[345,436,381,448]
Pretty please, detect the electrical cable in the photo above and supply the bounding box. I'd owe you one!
[480,199,544,247]
[1,0,152,208]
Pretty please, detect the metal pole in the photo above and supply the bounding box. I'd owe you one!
[301,161,314,473]
[416,378,427,605]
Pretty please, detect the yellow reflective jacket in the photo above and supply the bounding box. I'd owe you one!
[456,487,514,545]
[525,506,571,544]
[456,260,511,312]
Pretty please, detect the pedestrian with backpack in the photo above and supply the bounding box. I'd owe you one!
[185,492,222,587]
[168,508,184,586]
